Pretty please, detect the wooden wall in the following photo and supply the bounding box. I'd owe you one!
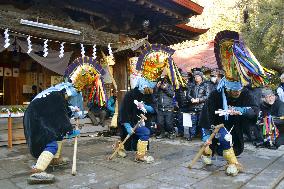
[0,51,60,105]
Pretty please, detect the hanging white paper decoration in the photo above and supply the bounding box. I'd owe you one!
[108,43,113,57]
[43,39,48,57]
[92,44,96,60]
[59,42,65,58]
[81,43,85,57]
[4,28,10,49]
[27,36,32,54]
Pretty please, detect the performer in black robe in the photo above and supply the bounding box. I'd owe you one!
[200,87,259,156]
[118,77,156,163]
[199,79,259,176]
[199,30,268,176]
[24,82,82,184]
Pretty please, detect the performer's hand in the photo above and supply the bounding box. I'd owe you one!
[204,140,211,146]
[229,110,242,115]
[66,130,80,139]
[202,134,210,142]
[161,83,167,89]
[74,106,80,112]
[124,123,134,135]
[69,106,80,112]
[139,120,145,127]
[134,100,147,113]
[137,102,145,110]
[157,81,162,88]
[125,127,134,135]
[191,98,198,103]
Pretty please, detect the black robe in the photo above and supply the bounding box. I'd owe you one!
[118,87,152,151]
[24,91,73,158]
[199,88,259,156]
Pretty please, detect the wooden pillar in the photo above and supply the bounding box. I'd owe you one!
[113,54,128,107]
[7,116,12,148]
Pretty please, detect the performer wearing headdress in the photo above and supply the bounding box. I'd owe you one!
[24,82,82,184]
[25,56,106,184]
[199,30,268,176]
[118,77,156,163]
[118,44,184,162]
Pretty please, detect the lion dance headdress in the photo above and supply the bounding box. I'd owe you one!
[136,44,186,89]
[214,30,271,88]
[214,30,271,119]
[64,56,107,108]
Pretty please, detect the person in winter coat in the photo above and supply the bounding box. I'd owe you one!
[186,71,210,140]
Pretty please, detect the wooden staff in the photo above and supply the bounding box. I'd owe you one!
[71,119,79,176]
[101,50,118,129]
[108,114,147,160]
[188,124,224,169]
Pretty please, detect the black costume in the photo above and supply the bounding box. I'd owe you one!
[24,91,73,158]
[199,88,259,156]
[119,87,153,151]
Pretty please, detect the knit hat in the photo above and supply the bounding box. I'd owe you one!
[181,71,188,78]
[193,71,204,78]
[262,88,274,97]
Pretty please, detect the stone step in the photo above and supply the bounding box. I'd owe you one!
[241,154,284,189]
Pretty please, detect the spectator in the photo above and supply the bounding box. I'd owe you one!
[255,88,284,148]
[243,84,263,142]
[153,76,175,139]
[143,89,157,136]
[30,85,38,101]
[207,69,223,93]
[175,71,190,137]
[88,102,107,127]
[277,73,284,102]
[186,71,210,140]
[107,89,117,117]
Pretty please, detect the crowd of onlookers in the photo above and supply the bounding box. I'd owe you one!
[146,69,284,150]
[88,69,284,150]
[151,68,224,141]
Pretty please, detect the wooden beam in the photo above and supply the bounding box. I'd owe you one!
[64,5,110,23]
[129,0,185,21]
[159,25,193,38]
[172,0,204,15]
[176,23,209,34]
[0,10,119,46]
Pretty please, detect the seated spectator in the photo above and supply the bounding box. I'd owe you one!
[243,84,263,142]
[107,89,117,117]
[30,85,38,101]
[88,102,107,127]
[254,88,284,149]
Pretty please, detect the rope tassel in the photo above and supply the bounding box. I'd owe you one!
[4,28,10,48]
